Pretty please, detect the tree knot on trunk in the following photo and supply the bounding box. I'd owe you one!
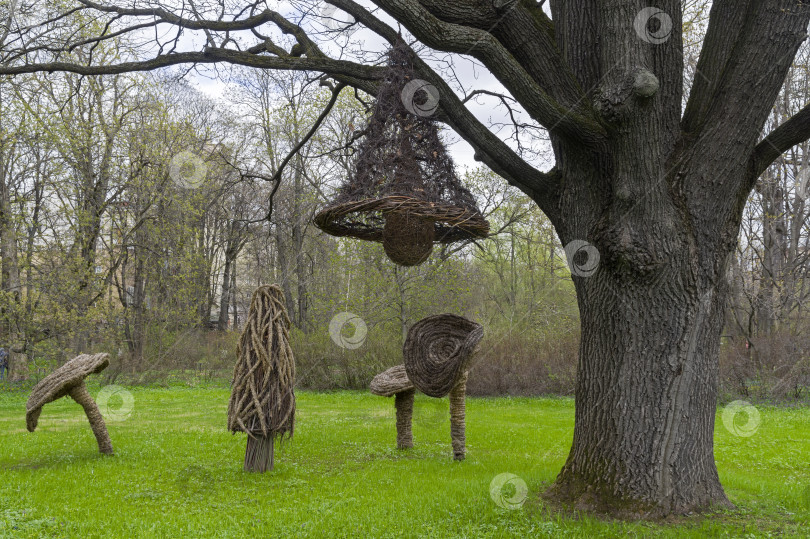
[593,220,675,279]
[632,70,660,99]
[491,0,517,13]
[594,68,660,123]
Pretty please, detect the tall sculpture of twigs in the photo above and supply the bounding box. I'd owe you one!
[227,285,295,472]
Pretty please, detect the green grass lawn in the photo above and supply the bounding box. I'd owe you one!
[0,385,808,538]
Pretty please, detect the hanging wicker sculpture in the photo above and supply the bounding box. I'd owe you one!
[227,285,295,472]
[315,41,489,266]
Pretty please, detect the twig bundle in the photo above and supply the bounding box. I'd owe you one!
[383,211,435,266]
[449,371,469,460]
[394,389,415,450]
[227,285,295,472]
[369,364,414,397]
[371,313,482,461]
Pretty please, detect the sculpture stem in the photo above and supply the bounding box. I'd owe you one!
[395,389,415,449]
[449,371,468,461]
[244,434,274,472]
[68,383,114,455]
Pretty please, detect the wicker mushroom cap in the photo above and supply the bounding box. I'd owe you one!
[370,365,415,397]
[26,353,110,432]
[403,314,483,398]
[314,196,490,245]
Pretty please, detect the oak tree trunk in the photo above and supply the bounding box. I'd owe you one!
[546,252,732,516]
[530,0,810,516]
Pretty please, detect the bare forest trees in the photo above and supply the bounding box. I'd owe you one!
[0,68,274,373]
[729,44,810,340]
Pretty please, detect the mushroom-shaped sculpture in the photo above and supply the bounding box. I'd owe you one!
[370,365,415,449]
[228,285,296,473]
[370,312,483,462]
[403,314,483,398]
[26,353,113,455]
[314,41,489,267]
[403,314,483,460]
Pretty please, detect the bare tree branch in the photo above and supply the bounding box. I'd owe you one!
[751,102,810,178]
[371,0,606,146]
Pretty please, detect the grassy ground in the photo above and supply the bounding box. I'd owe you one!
[0,385,808,538]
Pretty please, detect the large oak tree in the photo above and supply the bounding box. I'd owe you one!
[3,0,810,517]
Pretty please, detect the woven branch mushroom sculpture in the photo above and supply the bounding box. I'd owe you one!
[228,285,295,473]
[315,41,489,267]
[370,314,484,460]
[370,365,415,450]
[26,353,114,455]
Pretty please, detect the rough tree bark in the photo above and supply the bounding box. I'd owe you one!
[538,0,809,516]
[4,0,810,518]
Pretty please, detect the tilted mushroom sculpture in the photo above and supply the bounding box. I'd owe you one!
[26,353,114,455]
[404,314,483,460]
